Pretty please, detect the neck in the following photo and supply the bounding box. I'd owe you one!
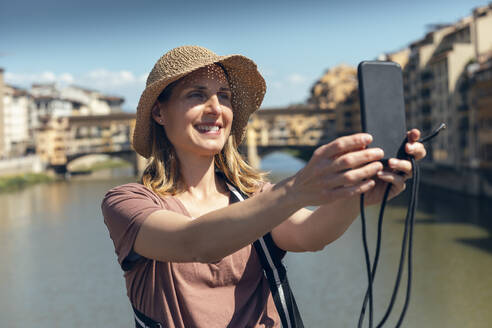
[176,152,226,200]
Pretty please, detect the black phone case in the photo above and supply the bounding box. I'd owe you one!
[358,61,407,162]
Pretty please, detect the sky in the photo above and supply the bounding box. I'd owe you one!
[0,0,489,111]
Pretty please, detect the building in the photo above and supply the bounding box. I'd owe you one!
[308,64,359,138]
[30,84,124,123]
[402,4,492,170]
[0,68,5,158]
[468,56,492,169]
[59,85,124,116]
[35,116,69,166]
[0,72,126,161]
[334,88,360,137]
[0,70,35,158]
[2,85,33,156]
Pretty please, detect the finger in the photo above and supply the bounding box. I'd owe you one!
[376,171,407,187]
[407,129,421,142]
[314,133,373,160]
[376,171,407,199]
[325,179,376,201]
[388,158,413,177]
[405,142,426,161]
[330,161,383,188]
[389,181,406,199]
[331,148,384,172]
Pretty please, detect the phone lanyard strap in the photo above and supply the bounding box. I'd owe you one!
[225,180,304,328]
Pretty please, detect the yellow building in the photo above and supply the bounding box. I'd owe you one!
[334,89,361,137]
[35,117,69,166]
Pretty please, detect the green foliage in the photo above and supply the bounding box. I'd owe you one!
[0,173,54,193]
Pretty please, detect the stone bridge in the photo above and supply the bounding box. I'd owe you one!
[44,108,337,174]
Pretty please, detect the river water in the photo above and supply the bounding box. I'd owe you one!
[0,153,491,327]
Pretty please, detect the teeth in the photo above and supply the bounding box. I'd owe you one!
[196,125,219,132]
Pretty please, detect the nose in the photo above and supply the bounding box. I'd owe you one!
[205,95,222,115]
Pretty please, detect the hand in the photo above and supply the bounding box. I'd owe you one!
[291,133,384,207]
[362,129,427,205]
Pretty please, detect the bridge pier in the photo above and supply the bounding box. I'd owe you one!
[246,128,261,169]
[135,153,148,177]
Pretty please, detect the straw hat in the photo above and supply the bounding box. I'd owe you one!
[133,45,266,158]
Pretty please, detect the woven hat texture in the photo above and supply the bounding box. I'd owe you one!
[133,45,266,158]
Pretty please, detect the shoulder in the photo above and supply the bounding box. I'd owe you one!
[101,183,163,209]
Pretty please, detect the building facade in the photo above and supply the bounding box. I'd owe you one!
[0,74,125,161]
[468,56,492,169]
[2,85,33,156]
[0,69,5,158]
[402,4,492,171]
[35,116,70,166]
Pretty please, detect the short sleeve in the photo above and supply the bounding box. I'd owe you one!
[101,183,163,269]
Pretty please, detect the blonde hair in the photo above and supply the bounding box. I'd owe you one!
[140,118,269,198]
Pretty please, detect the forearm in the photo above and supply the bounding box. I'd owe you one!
[300,195,360,251]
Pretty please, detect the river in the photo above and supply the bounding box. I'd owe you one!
[0,152,491,327]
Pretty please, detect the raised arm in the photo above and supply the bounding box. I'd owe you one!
[272,129,427,252]
[133,177,303,263]
[133,133,385,263]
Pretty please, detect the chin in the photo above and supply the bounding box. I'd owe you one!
[193,144,225,157]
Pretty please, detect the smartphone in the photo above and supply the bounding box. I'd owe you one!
[358,61,407,163]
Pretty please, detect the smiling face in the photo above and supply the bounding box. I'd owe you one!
[152,65,233,159]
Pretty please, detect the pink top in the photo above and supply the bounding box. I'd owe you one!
[101,182,282,327]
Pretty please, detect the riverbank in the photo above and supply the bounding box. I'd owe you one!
[0,158,133,193]
[420,163,492,198]
[0,172,55,193]
[69,158,131,174]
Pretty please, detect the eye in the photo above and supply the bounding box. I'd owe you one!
[218,92,231,101]
[187,91,205,100]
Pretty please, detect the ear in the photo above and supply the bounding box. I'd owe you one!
[151,101,166,126]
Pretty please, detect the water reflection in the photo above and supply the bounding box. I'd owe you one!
[392,183,492,255]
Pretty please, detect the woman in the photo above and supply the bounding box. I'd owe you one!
[101,45,426,327]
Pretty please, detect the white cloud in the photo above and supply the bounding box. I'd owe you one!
[79,69,142,89]
[59,73,74,84]
[286,73,306,85]
[40,71,56,82]
[269,72,308,90]
[4,69,146,110]
[262,72,313,108]
[4,71,59,85]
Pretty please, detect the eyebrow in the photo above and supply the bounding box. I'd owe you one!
[187,85,231,92]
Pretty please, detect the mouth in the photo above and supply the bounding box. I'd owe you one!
[194,124,222,135]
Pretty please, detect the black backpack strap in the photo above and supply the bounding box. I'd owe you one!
[223,175,304,328]
[132,306,163,328]
[253,234,304,328]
